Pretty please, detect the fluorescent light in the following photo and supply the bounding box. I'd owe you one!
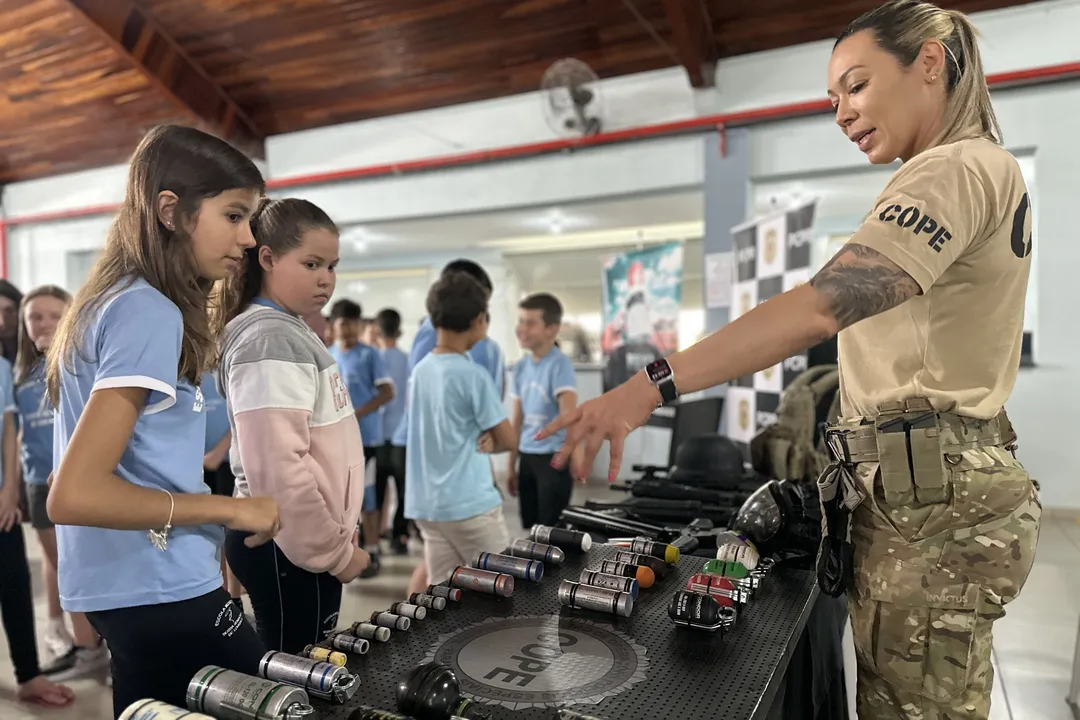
[476,221,703,255]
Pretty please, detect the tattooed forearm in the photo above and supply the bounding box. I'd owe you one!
[809,244,922,330]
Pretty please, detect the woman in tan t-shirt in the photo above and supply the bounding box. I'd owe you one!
[540,2,1039,718]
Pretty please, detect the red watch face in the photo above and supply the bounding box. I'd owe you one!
[647,360,671,382]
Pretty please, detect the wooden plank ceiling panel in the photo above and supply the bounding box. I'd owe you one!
[0,0,186,183]
[0,0,1047,184]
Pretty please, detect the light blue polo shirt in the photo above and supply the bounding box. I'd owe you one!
[392,316,505,446]
[404,353,505,522]
[15,359,52,486]
[331,342,391,448]
[511,347,577,455]
[201,371,230,454]
[380,347,408,448]
[53,277,221,613]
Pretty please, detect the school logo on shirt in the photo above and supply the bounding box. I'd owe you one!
[193,386,204,413]
[877,204,953,253]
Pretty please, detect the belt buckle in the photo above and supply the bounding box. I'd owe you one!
[823,426,852,464]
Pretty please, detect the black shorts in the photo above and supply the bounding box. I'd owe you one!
[518,452,575,529]
[87,589,267,718]
[204,462,236,498]
[26,483,53,530]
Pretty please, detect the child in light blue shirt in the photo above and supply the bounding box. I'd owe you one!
[406,272,517,585]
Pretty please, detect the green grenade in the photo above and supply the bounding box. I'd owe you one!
[703,559,749,579]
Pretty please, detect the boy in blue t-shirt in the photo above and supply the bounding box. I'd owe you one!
[509,293,580,528]
[405,272,517,586]
[328,299,395,577]
[374,308,411,555]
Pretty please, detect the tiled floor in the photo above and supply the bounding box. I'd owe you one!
[0,481,1075,719]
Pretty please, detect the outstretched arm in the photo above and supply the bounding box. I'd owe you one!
[540,242,921,479]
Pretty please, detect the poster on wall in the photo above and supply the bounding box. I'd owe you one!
[725,200,817,449]
[600,241,684,393]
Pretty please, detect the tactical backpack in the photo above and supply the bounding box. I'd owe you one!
[749,364,841,484]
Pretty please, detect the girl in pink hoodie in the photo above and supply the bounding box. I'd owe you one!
[214,198,369,654]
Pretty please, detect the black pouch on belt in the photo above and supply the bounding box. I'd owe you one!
[814,431,866,597]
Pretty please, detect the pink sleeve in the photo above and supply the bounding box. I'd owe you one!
[233,408,355,577]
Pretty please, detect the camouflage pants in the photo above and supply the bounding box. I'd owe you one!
[847,442,1041,719]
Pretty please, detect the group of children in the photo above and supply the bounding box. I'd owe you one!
[0,124,584,718]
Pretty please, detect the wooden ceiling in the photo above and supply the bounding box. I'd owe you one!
[0,0,1042,184]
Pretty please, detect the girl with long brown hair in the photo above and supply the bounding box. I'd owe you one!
[46,125,282,714]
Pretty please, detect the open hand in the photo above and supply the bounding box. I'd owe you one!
[0,491,22,532]
[537,372,660,482]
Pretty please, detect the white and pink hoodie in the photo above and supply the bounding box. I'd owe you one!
[218,304,365,577]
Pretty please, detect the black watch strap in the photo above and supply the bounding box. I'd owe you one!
[645,359,678,406]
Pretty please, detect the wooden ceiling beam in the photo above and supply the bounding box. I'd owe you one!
[61,0,264,157]
[661,0,718,88]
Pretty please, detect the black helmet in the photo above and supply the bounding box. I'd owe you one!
[668,435,746,489]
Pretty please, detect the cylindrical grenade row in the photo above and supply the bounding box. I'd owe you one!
[558,580,633,618]
[508,538,565,565]
[530,524,592,551]
[301,644,347,666]
[427,584,462,601]
[409,592,447,610]
[630,536,680,564]
[331,632,370,655]
[120,699,215,719]
[186,665,313,720]
[579,569,639,599]
[388,602,426,620]
[474,552,543,581]
[351,622,392,642]
[370,611,410,631]
[450,566,514,597]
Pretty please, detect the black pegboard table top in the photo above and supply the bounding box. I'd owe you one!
[318,546,819,720]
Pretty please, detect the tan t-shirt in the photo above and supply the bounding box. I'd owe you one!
[837,137,1032,420]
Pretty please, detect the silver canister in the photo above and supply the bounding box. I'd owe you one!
[258,651,358,704]
[558,580,633,618]
[330,632,370,655]
[370,611,411,631]
[120,699,215,719]
[474,552,544,581]
[579,569,639,599]
[187,666,314,719]
[388,601,427,620]
[351,621,392,642]
[409,593,447,611]
[508,538,565,565]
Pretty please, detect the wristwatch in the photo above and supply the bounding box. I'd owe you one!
[645,359,678,407]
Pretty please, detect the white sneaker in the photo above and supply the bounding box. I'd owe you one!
[41,644,110,682]
[44,619,74,659]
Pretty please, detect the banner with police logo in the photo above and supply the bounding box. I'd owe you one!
[726,200,817,447]
[600,241,683,393]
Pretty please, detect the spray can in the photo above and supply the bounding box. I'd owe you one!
[531,525,592,551]
[578,569,639,599]
[301,645,347,667]
[629,537,680,564]
[186,666,314,719]
[330,632,370,655]
[450,566,514,597]
[409,592,447,611]
[388,602,427,621]
[370,611,411,631]
[351,621,392,642]
[558,580,633,618]
[474,552,544,581]
[120,699,215,719]
[508,539,565,565]
[427,584,463,601]
[258,651,358,703]
[612,551,668,579]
